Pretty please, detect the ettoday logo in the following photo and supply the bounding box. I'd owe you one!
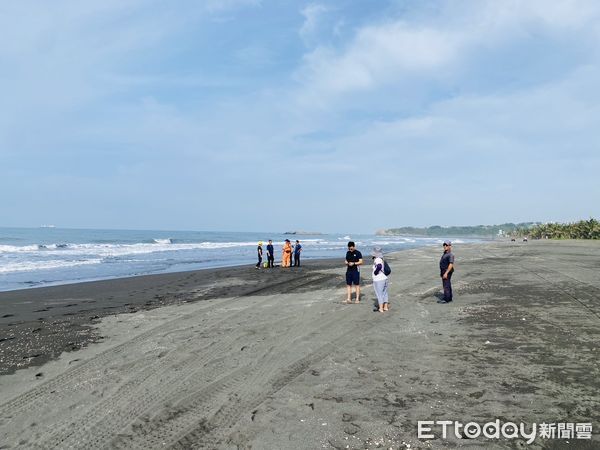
[417,420,593,444]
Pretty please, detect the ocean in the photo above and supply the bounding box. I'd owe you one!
[0,227,474,292]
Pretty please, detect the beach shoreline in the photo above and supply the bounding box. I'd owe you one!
[1,240,598,448]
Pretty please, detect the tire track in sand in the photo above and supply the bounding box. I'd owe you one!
[107,294,358,448]
[38,309,336,449]
[110,322,356,449]
[1,271,335,421]
[0,292,276,432]
[4,286,344,449]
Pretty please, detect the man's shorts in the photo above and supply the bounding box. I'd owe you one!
[346,271,360,286]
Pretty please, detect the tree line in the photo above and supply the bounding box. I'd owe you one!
[378,222,539,237]
[515,218,600,240]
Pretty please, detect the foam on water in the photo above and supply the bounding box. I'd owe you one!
[1,241,264,258]
[0,244,40,253]
[152,238,172,244]
[0,258,103,274]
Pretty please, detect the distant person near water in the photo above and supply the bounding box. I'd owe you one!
[266,240,275,268]
[256,241,263,269]
[344,241,363,304]
[439,240,455,303]
[282,239,292,268]
[371,247,389,312]
[293,240,302,267]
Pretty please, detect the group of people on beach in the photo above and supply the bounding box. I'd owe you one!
[254,239,455,312]
[255,239,302,269]
[343,240,455,312]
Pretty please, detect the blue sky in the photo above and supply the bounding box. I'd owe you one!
[1,0,599,233]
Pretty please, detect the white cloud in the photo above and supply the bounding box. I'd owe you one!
[299,3,329,45]
[299,23,460,97]
[295,0,600,102]
[303,61,600,195]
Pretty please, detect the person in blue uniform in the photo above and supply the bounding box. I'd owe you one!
[266,240,274,268]
[439,240,455,303]
[293,240,302,267]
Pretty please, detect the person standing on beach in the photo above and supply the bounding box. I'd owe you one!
[256,241,263,269]
[371,247,389,312]
[293,240,302,267]
[344,241,363,304]
[266,240,275,268]
[439,240,455,303]
[282,239,292,267]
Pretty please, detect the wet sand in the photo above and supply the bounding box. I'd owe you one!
[0,241,598,449]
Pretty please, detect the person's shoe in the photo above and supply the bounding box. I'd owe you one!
[437,299,448,304]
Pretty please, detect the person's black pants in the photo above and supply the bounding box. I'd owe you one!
[294,254,300,266]
[256,256,262,268]
[442,273,453,301]
[267,255,274,268]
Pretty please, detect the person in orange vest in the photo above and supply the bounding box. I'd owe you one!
[282,239,292,267]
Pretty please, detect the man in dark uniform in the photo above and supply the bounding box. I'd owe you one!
[266,240,275,268]
[439,240,455,303]
[256,241,263,269]
[293,240,302,267]
[344,241,363,304]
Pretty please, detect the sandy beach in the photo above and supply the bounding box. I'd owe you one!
[0,240,598,449]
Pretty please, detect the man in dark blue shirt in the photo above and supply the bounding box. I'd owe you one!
[438,240,455,303]
[266,240,275,268]
[293,240,302,267]
[344,241,363,304]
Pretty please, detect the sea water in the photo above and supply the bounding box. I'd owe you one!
[0,227,474,291]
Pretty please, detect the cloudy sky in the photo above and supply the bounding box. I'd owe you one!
[1,0,599,233]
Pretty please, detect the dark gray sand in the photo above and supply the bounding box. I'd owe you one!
[0,241,598,449]
[0,261,340,375]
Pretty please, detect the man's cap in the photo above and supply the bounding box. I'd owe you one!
[443,240,452,246]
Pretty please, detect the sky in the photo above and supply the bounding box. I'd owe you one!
[1,0,599,234]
